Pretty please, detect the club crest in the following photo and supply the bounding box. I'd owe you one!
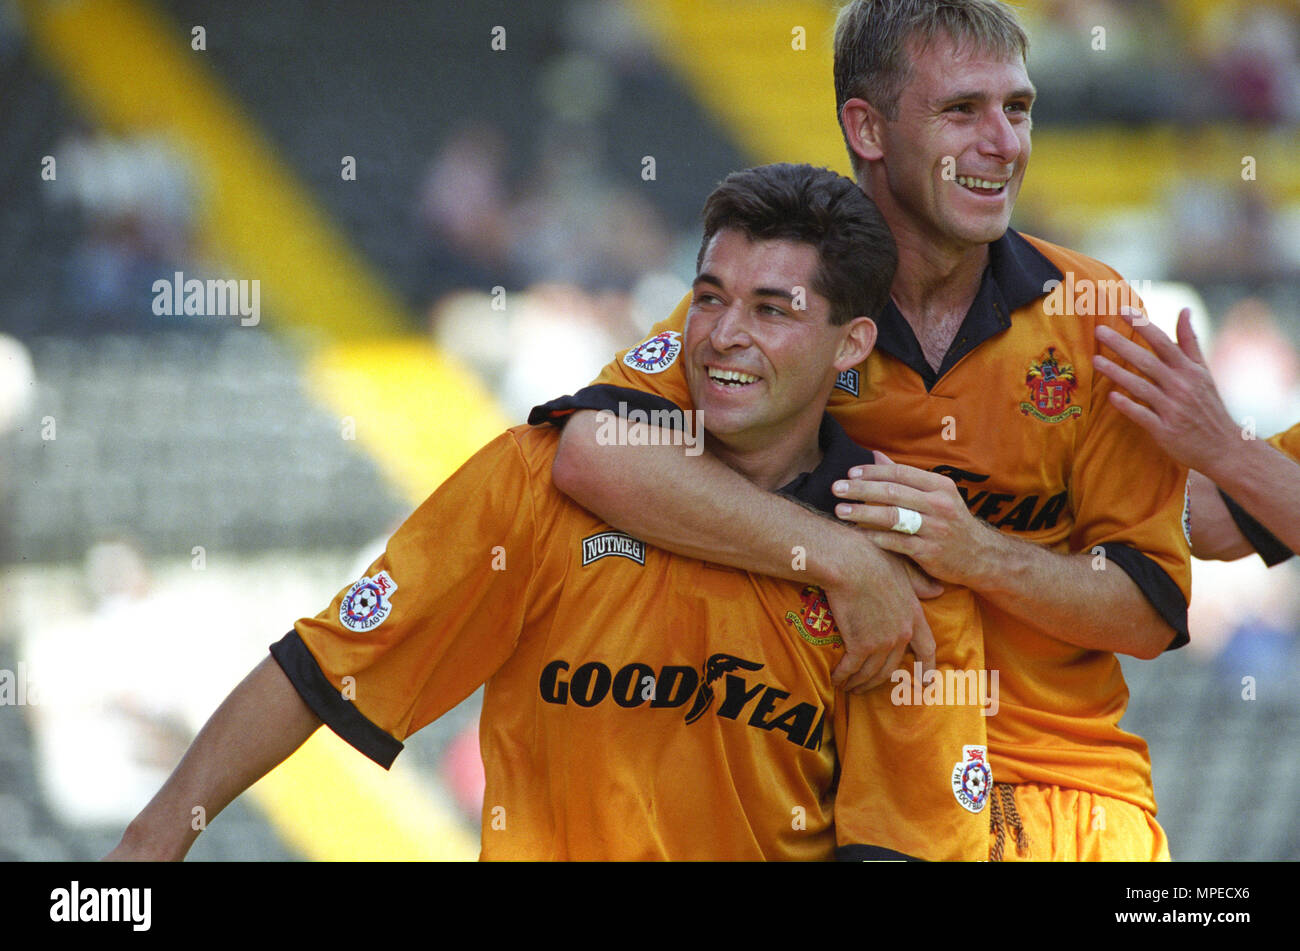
[1020,346,1081,423]
[785,585,844,647]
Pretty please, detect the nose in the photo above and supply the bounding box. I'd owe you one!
[709,302,752,350]
[979,107,1022,166]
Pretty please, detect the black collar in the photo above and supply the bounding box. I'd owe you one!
[873,228,1062,390]
[778,415,874,515]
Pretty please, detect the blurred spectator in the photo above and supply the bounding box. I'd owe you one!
[417,123,521,303]
[1198,2,1300,123]
[0,334,34,567]
[24,538,200,829]
[48,122,197,332]
[1208,297,1300,437]
[1021,0,1209,123]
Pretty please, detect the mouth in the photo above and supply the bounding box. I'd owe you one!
[955,174,1009,197]
[706,366,760,388]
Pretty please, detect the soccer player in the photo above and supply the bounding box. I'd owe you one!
[1094,307,1300,564]
[106,163,991,861]
[549,0,1191,861]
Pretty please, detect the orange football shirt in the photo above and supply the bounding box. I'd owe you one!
[272,417,991,860]
[580,229,1192,815]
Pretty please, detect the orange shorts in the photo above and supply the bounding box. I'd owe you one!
[988,782,1171,861]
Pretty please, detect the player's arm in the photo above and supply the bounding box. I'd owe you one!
[105,656,322,861]
[1094,309,1300,560]
[1186,469,1271,561]
[836,296,1193,661]
[831,454,1177,659]
[553,410,937,690]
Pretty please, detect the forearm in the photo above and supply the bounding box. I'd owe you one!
[1186,470,1254,561]
[108,655,322,861]
[965,525,1177,659]
[554,410,872,587]
[1195,438,1300,557]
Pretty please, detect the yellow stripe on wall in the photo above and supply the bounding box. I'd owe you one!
[19,0,504,860]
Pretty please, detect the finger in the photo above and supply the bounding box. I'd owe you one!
[835,501,907,531]
[857,528,917,557]
[1176,308,1207,367]
[844,463,948,492]
[831,643,865,689]
[833,477,934,510]
[1093,353,1164,408]
[1095,326,1175,386]
[857,639,910,694]
[838,643,890,693]
[1108,388,1164,435]
[1118,307,1188,368]
[907,564,944,599]
[871,449,894,466]
[910,609,937,675]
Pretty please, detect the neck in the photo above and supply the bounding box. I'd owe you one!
[708,427,823,493]
[861,173,991,322]
[889,223,989,320]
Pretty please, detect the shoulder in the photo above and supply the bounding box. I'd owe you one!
[1015,232,1127,283]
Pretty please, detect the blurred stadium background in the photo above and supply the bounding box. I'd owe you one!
[0,0,1297,862]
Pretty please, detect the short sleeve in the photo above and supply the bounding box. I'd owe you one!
[1069,302,1192,650]
[271,430,539,767]
[1268,422,1300,461]
[586,291,696,410]
[1217,422,1300,566]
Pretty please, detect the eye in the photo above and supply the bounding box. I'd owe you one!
[758,303,788,316]
[946,102,975,115]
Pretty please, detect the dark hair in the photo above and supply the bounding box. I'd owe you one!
[834,0,1030,178]
[697,163,896,325]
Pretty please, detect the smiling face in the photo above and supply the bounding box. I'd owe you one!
[852,34,1034,256]
[685,229,875,464]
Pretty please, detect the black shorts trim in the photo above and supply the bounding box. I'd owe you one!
[1095,543,1190,651]
[269,630,404,769]
[1219,489,1295,567]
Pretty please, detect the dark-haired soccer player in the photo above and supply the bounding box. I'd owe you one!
[108,163,990,861]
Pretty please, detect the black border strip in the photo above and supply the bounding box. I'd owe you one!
[836,843,924,862]
[528,384,686,428]
[1219,489,1295,567]
[1096,544,1190,651]
[269,630,404,769]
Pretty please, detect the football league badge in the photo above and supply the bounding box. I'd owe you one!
[952,744,992,813]
[340,570,398,633]
[623,331,682,374]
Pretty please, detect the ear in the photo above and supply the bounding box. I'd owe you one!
[835,317,877,371]
[841,97,886,165]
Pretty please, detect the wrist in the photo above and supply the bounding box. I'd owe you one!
[958,520,1012,593]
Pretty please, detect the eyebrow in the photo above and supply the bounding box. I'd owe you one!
[936,85,1037,108]
[694,273,795,301]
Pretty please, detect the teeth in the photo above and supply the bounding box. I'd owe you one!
[957,175,1006,190]
[709,368,758,384]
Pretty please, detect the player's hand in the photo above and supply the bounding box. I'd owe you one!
[824,543,936,694]
[1093,308,1240,477]
[831,452,998,588]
